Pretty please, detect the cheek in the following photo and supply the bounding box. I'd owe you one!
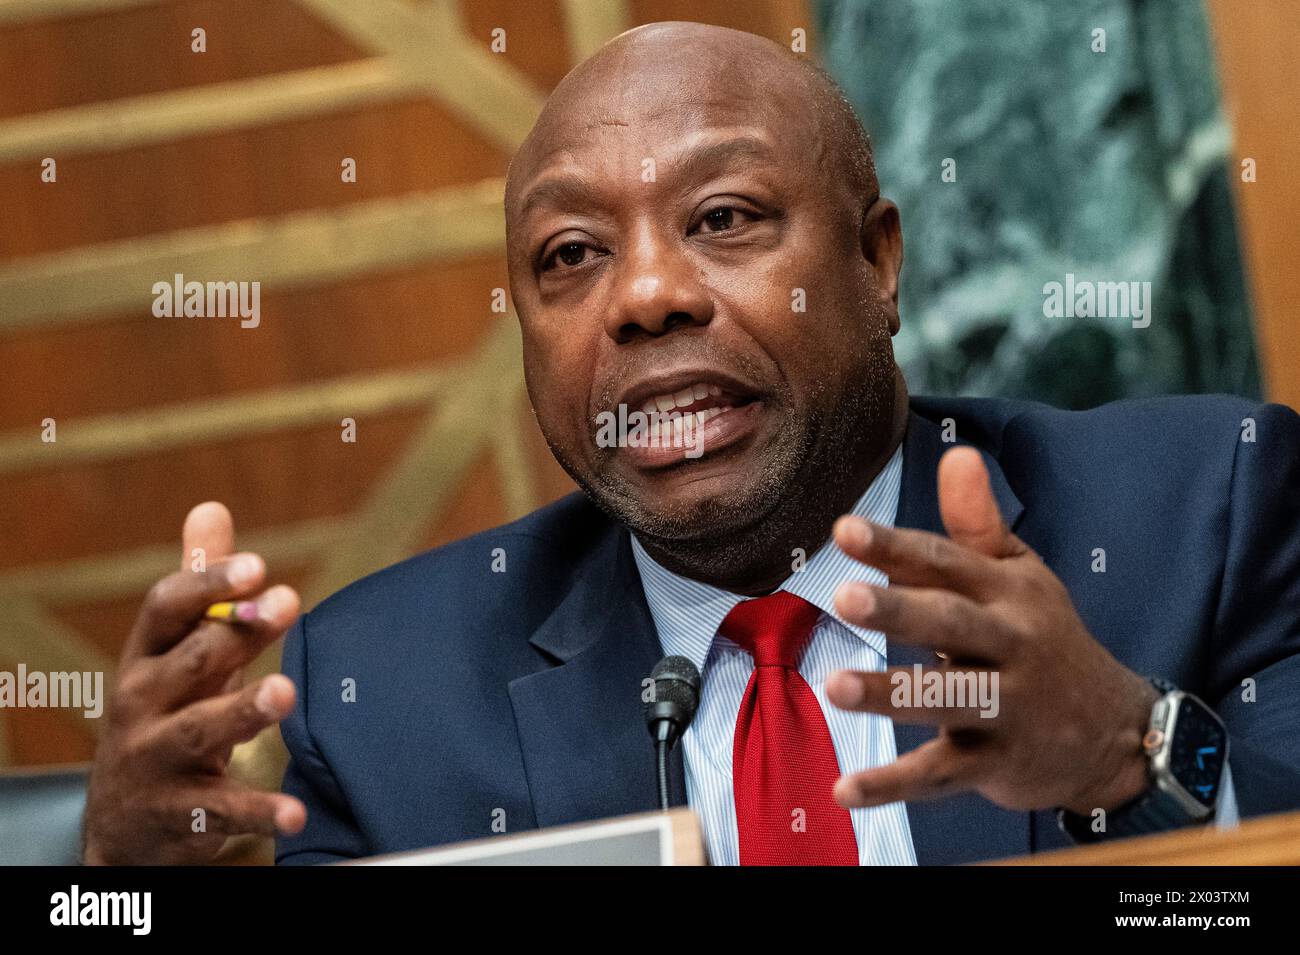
[750,278,844,363]
[709,260,810,355]
[523,337,593,448]
[782,289,887,396]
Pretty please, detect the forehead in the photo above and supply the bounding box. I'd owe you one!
[508,85,817,224]
[520,130,782,216]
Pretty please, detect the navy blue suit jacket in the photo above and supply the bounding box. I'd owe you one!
[276,395,1300,864]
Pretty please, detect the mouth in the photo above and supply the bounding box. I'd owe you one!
[605,370,767,471]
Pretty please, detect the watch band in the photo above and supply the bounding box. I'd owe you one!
[1057,676,1214,844]
[1059,778,1197,843]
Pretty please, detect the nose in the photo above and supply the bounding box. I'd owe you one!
[603,225,713,343]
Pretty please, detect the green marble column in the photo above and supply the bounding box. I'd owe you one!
[815,0,1259,408]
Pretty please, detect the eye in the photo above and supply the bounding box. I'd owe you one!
[694,205,755,235]
[542,240,598,272]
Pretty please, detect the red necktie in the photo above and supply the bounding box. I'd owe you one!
[720,591,858,865]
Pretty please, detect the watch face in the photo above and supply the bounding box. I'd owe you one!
[1169,697,1228,807]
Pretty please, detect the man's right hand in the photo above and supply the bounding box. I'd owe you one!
[82,502,307,865]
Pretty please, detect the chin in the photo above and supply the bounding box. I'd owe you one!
[559,405,812,543]
[602,462,786,544]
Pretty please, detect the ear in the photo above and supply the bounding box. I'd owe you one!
[859,198,903,333]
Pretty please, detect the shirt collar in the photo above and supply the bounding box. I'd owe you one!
[630,443,904,670]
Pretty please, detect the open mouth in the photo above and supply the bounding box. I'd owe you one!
[608,372,766,471]
[637,381,754,425]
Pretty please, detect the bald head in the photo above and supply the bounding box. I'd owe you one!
[505,22,878,237]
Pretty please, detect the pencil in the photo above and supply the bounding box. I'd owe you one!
[204,601,258,624]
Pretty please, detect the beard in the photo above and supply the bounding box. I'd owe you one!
[536,332,899,585]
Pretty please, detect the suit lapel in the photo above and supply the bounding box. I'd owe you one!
[508,527,687,830]
[891,410,1030,864]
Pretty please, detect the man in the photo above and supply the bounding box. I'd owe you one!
[82,22,1300,866]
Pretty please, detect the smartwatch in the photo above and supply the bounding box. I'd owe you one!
[1058,677,1229,843]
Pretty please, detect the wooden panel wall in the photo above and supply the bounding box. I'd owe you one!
[1205,0,1300,410]
[0,0,813,775]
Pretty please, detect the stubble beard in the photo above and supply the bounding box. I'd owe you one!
[542,348,897,589]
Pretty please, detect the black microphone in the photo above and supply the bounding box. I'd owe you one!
[644,655,701,811]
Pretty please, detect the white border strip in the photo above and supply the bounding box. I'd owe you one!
[353,814,676,866]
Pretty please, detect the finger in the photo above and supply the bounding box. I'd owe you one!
[180,501,236,573]
[825,667,1002,727]
[149,586,300,710]
[138,674,297,770]
[833,517,1000,597]
[834,736,985,808]
[938,448,1027,559]
[125,552,266,659]
[160,783,306,839]
[833,580,1011,662]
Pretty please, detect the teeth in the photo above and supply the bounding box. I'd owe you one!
[637,405,729,447]
[640,381,728,412]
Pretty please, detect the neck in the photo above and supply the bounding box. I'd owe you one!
[637,377,909,596]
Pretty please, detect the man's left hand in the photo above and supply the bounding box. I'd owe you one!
[828,446,1159,815]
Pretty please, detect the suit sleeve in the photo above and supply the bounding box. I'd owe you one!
[274,612,369,864]
[1208,402,1300,818]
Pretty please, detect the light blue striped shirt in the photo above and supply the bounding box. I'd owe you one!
[631,444,916,866]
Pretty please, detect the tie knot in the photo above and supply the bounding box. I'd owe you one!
[719,591,821,668]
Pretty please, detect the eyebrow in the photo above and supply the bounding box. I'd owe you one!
[517,171,601,224]
[672,134,779,177]
[516,134,779,223]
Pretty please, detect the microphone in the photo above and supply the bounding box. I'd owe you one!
[644,655,701,811]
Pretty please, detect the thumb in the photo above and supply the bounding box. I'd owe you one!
[180,501,236,573]
[938,447,1021,558]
